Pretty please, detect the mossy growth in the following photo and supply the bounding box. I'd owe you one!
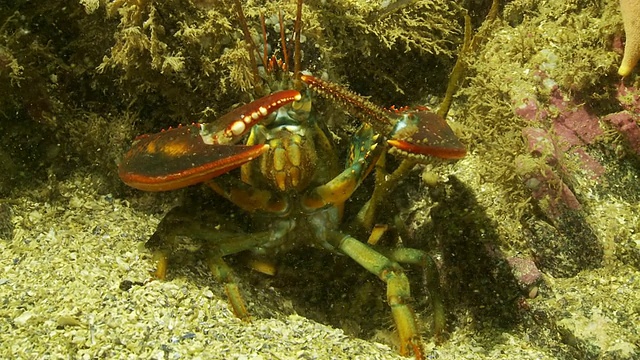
[0,0,467,195]
[448,0,639,272]
[0,1,123,194]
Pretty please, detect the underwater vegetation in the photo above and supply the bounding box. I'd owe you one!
[0,0,639,358]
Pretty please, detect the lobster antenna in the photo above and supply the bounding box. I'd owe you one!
[260,12,269,70]
[232,0,261,86]
[278,11,290,71]
[293,0,303,81]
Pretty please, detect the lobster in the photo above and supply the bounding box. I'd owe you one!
[118,0,465,358]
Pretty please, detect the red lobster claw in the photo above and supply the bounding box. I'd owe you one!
[387,109,466,160]
[119,90,301,191]
[300,74,466,161]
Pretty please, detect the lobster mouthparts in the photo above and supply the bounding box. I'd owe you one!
[119,90,301,191]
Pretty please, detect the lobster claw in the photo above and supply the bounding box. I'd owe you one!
[387,109,466,161]
[300,74,466,161]
[119,90,301,191]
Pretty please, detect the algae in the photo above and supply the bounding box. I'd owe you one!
[0,0,639,359]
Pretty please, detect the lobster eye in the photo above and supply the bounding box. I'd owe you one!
[292,97,311,112]
[290,95,312,121]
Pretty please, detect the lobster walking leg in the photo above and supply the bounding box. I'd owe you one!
[146,206,275,320]
[329,230,424,360]
[381,247,445,342]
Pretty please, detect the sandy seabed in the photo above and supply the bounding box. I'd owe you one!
[1,169,638,360]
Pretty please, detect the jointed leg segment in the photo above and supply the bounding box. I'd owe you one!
[330,230,423,359]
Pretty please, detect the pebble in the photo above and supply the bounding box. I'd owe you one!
[507,257,543,289]
[14,311,35,326]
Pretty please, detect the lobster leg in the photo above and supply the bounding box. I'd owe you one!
[328,230,424,360]
[146,206,274,320]
[302,123,383,210]
[207,256,250,321]
[379,247,445,342]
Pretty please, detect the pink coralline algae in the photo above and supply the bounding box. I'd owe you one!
[515,87,606,178]
[602,83,640,155]
[514,85,606,221]
[507,257,542,290]
[548,89,603,148]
